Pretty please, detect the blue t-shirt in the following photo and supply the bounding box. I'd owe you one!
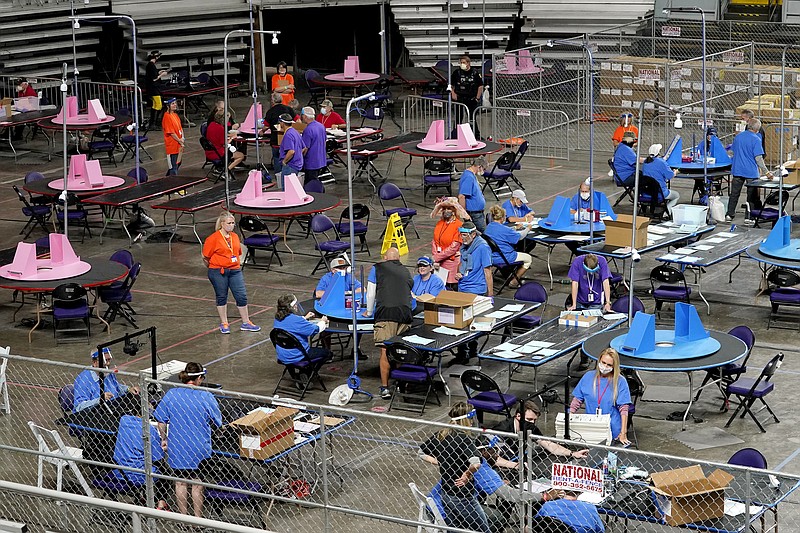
[570,192,617,220]
[411,273,446,310]
[572,371,632,440]
[73,369,128,412]
[641,157,673,198]
[273,313,321,364]
[302,120,327,170]
[279,127,305,171]
[429,460,505,518]
[502,199,532,220]
[458,236,492,295]
[458,169,486,212]
[567,255,611,307]
[316,271,361,295]
[112,415,164,485]
[537,499,605,533]
[731,130,764,179]
[613,143,637,184]
[483,221,520,265]
[153,387,222,470]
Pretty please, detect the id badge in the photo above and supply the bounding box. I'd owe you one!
[437,246,442,253]
[231,255,238,263]
[596,408,602,415]
[587,293,594,302]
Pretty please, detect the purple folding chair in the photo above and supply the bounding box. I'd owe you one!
[695,325,754,408]
[387,344,441,415]
[511,281,547,334]
[379,183,420,238]
[309,214,351,275]
[728,447,768,469]
[725,352,783,433]
[461,369,517,426]
[767,269,800,330]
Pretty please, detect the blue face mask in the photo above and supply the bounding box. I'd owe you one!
[583,263,600,273]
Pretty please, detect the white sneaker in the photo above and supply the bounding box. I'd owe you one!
[724,215,732,222]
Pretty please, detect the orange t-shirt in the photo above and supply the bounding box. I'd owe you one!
[612,125,639,144]
[162,111,184,155]
[432,219,463,252]
[272,73,295,105]
[203,230,242,270]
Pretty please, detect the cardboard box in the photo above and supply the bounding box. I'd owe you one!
[231,406,298,460]
[0,98,11,120]
[650,465,734,526]
[784,160,800,185]
[604,214,649,248]
[763,122,797,165]
[470,316,496,332]
[558,313,598,328]
[416,292,476,328]
[760,107,794,122]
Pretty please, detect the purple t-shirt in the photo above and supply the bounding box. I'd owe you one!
[302,120,327,170]
[280,127,305,171]
[567,255,610,306]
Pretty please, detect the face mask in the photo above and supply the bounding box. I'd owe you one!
[16,86,22,92]
[337,269,346,277]
[597,363,613,375]
[580,192,590,201]
[320,107,328,115]
[442,210,453,220]
[460,63,469,71]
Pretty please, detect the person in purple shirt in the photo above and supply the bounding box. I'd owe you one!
[567,253,611,313]
[300,106,327,185]
[277,113,304,186]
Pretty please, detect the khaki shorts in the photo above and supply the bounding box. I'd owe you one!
[374,321,411,346]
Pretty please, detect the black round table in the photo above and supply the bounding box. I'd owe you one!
[23,176,137,198]
[398,140,503,159]
[582,328,747,429]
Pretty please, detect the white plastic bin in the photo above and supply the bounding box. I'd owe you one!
[672,204,708,226]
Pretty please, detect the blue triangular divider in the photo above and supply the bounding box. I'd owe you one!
[696,136,731,165]
[762,215,792,251]
[593,192,617,221]
[674,302,708,341]
[665,136,683,167]
[542,196,572,229]
[315,273,360,316]
[621,312,656,354]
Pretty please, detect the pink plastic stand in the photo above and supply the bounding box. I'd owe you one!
[47,154,126,191]
[237,103,264,135]
[0,233,92,281]
[501,50,543,75]
[416,120,486,152]
[52,97,115,125]
[234,170,314,208]
[325,56,380,81]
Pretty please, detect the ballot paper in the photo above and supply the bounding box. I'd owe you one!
[659,253,685,261]
[294,421,320,433]
[495,342,521,351]
[673,247,696,255]
[679,256,702,263]
[516,345,541,354]
[648,225,675,235]
[501,304,525,312]
[691,244,714,251]
[724,500,764,517]
[603,313,627,320]
[433,326,468,336]
[705,237,727,244]
[486,310,513,319]
[716,232,737,238]
[612,247,631,254]
[348,323,375,331]
[536,348,559,357]
[401,335,435,345]
[434,266,449,284]
[559,235,590,241]
[647,234,666,241]
[493,350,525,359]
[525,340,555,348]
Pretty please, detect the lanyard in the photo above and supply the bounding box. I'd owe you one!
[220,230,234,254]
[417,276,432,295]
[596,377,611,406]
[586,271,599,297]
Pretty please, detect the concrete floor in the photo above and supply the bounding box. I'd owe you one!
[1,85,799,491]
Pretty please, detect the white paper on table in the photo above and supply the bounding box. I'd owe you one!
[294,421,320,433]
[437,308,455,325]
[521,480,552,493]
[495,342,521,351]
[612,247,631,254]
[486,310,513,319]
[348,323,375,331]
[525,340,555,348]
[434,266,449,284]
[705,237,726,243]
[501,304,525,312]
[559,235,590,241]
[516,345,541,354]
[724,500,764,517]
[401,335,435,345]
[581,309,603,317]
[241,434,261,450]
[294,435,309,445]
[413,312,425,319]
[679,256,701,263]
[578,492,605,504]
[493,350,525,359]
[659,253,685,261]
[648,225,674,235]
[648,234,666,241]
[536,348,558,357]
[433,326,468,336]
[716,232,737,238]
[603,313,627,320]
[692,244,714,251]
[673,247,696,255]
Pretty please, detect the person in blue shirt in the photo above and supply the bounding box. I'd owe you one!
[154,362,222,518]
[411,256,446,309]
[483,205,532,286]
[315,255,362,299]
[277,113,304,185]
[570,179,616,220]
[73,348,138,413]
[112,414,170,510]
[641,143,680,216]
[273,294,331,368]
[536,491,605,533]
[502,189,534,223]
[727,118,774,221]
[570,347,631,446]
[454,221,492,364]
[458,157,488,232]
[612,131,638,186]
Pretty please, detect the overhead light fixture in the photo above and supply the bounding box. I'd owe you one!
[73,19,80,29]
[674,113,683,129]
[271,32,278,45]
[545,40,554,48]
[462,0,469,7]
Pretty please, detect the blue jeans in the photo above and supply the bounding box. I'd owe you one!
[468,210,486,233]
[441,491,490,533]
[207,268,247,307]
[166,153,180,176]
[271,146,282,173]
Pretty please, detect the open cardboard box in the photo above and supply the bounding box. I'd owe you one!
[231,406,298,460]
[784,160,800,185]
[605,214,649,248]
[649,465,734,526]
[416,292,476,328]
[558,313,598,328]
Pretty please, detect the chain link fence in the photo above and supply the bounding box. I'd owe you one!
[1,352,799,533]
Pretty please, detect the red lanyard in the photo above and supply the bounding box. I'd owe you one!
[596,377,611,406]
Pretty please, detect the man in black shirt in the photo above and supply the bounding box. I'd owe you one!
[364,247,414,399]
[144,51,169,130]
[263,92,294,172]
[451,54,484,138]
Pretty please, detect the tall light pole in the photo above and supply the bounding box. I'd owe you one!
[663,6,708,201]
[547,38,596,240]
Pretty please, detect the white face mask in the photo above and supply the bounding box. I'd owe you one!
[320,107,328,115]
[460,63,469,71]
[580,192,590,201]
[16,85,22,92]
[597,363,613,375]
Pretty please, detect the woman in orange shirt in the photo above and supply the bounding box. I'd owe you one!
[161,98,184,176]
[430,197,468,286]
[202,211,261,334]
[271,61,295,106]
[612,112,638,148]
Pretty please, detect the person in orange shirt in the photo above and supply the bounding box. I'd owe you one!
[271,61,295,106]
[430,197,467,287]
[202,212,261,334]
[161,98,184,175]
[611,112,638,148]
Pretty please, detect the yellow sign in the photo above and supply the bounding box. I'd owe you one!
[381,213,409,256]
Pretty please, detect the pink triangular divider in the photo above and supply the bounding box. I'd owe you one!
[49,233,79,267]
[5,242,38,279]
[68,154,88,188]
[343,59,357,79]
[85,159,105,187]
[55,96,79,123]
[347,55,360,73]
[518,50,534,70]
[420,120,445,148]
[239,103,264,134]
[237,169,264,202]
[456,123,479,149]
[87,99,107,122]
[505,53,519,73]
[283,173,307,204]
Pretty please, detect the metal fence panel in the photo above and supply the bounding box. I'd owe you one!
[402,95,471,134]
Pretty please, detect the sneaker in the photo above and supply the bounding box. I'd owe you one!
[379,387,392,400]
[240,321,261,332]
[724,215,733,222]
[744,218,755,226]
[219,323,230,334]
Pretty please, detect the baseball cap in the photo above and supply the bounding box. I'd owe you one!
[164,97,177,105]
[278,113,294,124]
[622,131,637,142]
[330,257,348,269]
[301,106,315,118]
[417,256,434,267]
[91,347,112,359]
[511,189,528,203]
[458,221,477,234]
[648,144,662,157]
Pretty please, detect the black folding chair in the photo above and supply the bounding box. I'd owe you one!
[482,233,524,295]
[609,158,635,206]
[13,185,51,238]
[270,328,330,400]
